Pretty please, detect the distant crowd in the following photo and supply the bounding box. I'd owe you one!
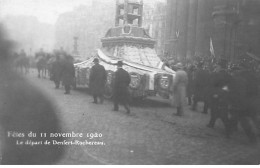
[12,48,76,94]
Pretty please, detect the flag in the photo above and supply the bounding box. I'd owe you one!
[210,37,215,58]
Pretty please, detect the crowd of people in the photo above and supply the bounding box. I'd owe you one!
[170,57,260,143]
[10,45,260,143]
[12,48,133,114]
[12,47,260,143]
[48,52,75,94]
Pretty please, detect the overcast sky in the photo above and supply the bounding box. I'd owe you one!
[0,0,165,24]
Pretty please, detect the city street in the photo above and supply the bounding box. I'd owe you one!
[23,70,260,165]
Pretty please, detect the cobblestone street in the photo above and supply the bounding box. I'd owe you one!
[25,71,260,165]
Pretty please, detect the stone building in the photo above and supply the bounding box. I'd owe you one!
[165,0,260,63]
[55,1,115,58]
[2,15,55,55]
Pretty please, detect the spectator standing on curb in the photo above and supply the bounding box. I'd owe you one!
[172,63,188,116]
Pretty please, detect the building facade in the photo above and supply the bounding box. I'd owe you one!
[2,15,55,55]
[55,1,115,58]
[165,0,260,63]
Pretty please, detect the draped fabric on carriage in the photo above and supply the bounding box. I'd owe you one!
[74,48,175,91]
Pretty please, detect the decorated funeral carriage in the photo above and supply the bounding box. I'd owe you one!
[74,0,175,99]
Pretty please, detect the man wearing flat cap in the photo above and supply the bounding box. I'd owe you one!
[89,58,107,104]
[113,61,131,114]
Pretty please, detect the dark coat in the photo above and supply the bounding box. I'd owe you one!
[186,67,195,97]
[193,68,210,100]
[209,68,232,108]
[89,64,107,95]
[113,68,131,103]
[229,70,248,111]
[229,69,259,114]
[61,60,75,86]
[51,60,62,82]
[211,69,232,89]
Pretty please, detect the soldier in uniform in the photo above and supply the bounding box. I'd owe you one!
[89,58,107,104]
[61,55,75,94]
[113,61,131,114]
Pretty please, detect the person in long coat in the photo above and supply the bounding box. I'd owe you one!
[113,61,131,114]
[207,60,232,137]
[89,58,107,104]
[229,64,259,143]
[172,63,188,116]
[51,55,62,89]
[61,55,75,94]
[192,62,210,113]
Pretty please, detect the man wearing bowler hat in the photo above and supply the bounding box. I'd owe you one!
[113,61,131,114]
[89,58,107,104]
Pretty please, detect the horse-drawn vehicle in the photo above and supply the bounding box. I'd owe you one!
[74,0,175,99]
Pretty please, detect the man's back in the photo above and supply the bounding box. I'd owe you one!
[90,64,107,84]
[114,68,131,89]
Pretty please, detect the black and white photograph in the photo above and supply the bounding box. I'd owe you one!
[0,0,260,165]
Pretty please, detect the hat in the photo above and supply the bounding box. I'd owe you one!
[93,58,99,63]
[116,61,123,66]
[175,63,184,69]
